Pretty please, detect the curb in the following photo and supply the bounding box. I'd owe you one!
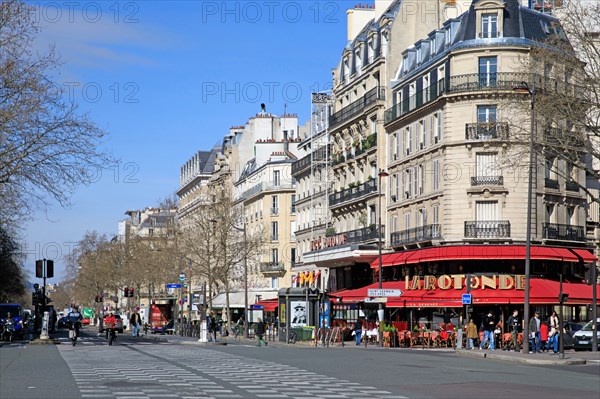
[455,349,587,365]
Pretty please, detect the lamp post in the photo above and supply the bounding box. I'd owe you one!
[516,81,535,354]
[232,222,248,339]
[377,169,389,347]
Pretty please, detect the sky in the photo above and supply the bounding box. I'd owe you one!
[22,0,358,282]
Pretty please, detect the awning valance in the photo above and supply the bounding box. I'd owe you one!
[330,279,597,308]
[571,248,598,263]
[253,298,278,312]
[371,245,583,269]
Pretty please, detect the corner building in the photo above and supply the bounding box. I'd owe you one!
[331,0,598,333]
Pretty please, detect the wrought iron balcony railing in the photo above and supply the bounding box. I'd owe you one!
[260,262,286,274]
[464,220,511,238]
[329,86,386,128]
[465,122,509,140]
[565,181,580,192]
[390,224,441,246]
[545,178,559,189]
[470,176,504,186]
[329,179,377,207]
[542,222,585,242]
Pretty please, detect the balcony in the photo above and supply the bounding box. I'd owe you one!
[542,223,586,242]
[545,178,559,190]
[385,79,445,124]
[565,181,579,192]
[329,86,386,128]
[260,262,286,275]
[391,224,441,246]
[471,176,504,186]
[464,220,511,238]
[329,179,377,207]
[465,122,509,140]
[326,225,384,244]
[448,72,532,93]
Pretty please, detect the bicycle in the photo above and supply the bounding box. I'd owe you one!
[68,321,80,346]
[283,327,297,344]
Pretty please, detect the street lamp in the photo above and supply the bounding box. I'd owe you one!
[231,221,248,339]
[515,81,535,354]
[377,169,389,347]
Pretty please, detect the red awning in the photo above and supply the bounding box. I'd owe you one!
[371,245,580,269]
[330,279,597,307]
[254,299,278,312]
[570,248,598,263]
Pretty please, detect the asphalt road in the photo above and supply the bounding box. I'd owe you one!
[1,328,599,399]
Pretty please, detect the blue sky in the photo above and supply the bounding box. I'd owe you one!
[22,0,356,281]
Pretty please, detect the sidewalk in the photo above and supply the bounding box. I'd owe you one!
[140,333,600,365]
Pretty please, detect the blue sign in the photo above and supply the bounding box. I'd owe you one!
[166,283,182,289]
[250,305,264,310]
[462,294,472,305]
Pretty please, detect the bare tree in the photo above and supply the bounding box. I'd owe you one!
[0,0,114,231]
[0,224,25,302]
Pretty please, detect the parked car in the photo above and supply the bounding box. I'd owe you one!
[573,318,600,351]
[57,316,70,329]
[101,314,124,333]
[562,321,583,349]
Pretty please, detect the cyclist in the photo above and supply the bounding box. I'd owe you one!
[104,312,117,345]
[67,306,83,337]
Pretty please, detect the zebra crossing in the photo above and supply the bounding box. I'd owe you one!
[58,342,409,399]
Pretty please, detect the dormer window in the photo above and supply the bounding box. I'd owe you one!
[475,0,504,39]
[416,47,422,65]
[367,39,374,63]
[430,36,437,55]
[481,13,498,38]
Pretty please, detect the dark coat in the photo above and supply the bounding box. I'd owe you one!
[256,320,265,337]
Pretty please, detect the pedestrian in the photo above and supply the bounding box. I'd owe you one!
[507,309,521,352]
[540,319,549,352]
[479,311,496,350]
[466,319,478,349]
[528,311,541,353]
[130,308,142,337]
[207,312,217,342]
[353,318,363,345]
[256,318,268,347]
[547,311,559,353]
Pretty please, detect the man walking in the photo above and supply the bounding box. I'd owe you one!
[256,318,268,347]
[507,309,521,352]
[529,311,541,353]
[130,309,142,337]
[479,311,496,350]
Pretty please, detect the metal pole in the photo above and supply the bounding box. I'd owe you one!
[592,261,598,352]
[378,170,386,347]
[559,273,565,359]
[523,83,535,354]
[243,224,249,339]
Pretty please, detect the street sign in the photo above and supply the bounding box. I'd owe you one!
[250,305,264,310]
[367,289,403,297]
[364,297,388,303]
[166,283,182,289]
[179,272,186,282]
[462,294,472,305]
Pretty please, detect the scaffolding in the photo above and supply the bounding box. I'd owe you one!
[309,92,333,248]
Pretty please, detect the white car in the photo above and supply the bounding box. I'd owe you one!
[573,318,600,351]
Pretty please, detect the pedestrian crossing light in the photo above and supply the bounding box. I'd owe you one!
[129,287,134,297]
[124,287,129,297]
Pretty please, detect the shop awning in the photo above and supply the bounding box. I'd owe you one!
[371,245,581,269]
[330,279,597,307]
[253,298,278,312]
[570,248,598,263]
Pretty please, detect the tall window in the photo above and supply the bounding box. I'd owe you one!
[481,13,498,38]
[271,248,279,263]
[545,203,556,223]
[566,206,575,225]
[271,221,278,241]
[476,153,499,179]
[271,195,279,214]
[404,212,411,231]
[476,201,498,222]
[367,39,374,62]
[273,170,280,187]
[479,56,497,87]
[433,159,440,190]
[291,194,296,213]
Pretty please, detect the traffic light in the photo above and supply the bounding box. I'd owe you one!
[46,260,54,278]
[124,287,129,297]
[32,292,38,306]
[129,287,134,297]
[36,260,43,278]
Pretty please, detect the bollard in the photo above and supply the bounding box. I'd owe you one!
[456,329,463,349]
[198,320,208,343]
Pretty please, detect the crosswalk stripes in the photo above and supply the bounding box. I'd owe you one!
[58,342,409,399]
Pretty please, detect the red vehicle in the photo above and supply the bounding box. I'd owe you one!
[81,318,91,325]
